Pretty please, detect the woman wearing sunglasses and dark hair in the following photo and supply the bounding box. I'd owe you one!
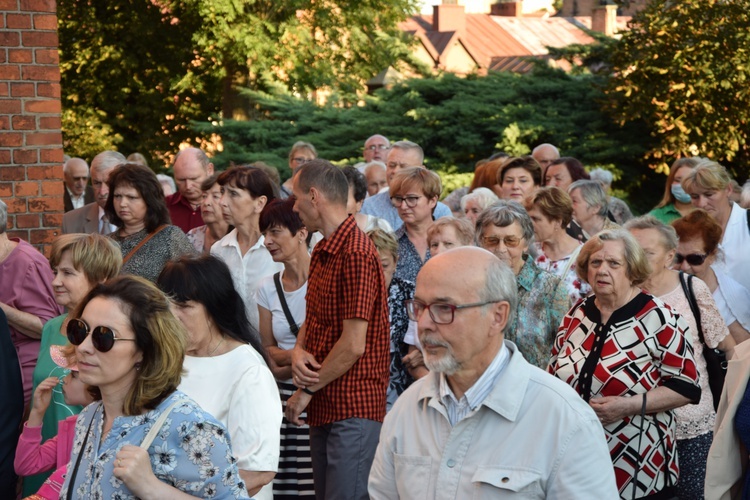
[60,275,249,499]
[158,255,281,500]
[625,215,736,499]
[672,209,750,344]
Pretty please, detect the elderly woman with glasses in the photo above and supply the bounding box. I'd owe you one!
[476,201,570,368]
[390,167,442,283]
[548,229,700,499]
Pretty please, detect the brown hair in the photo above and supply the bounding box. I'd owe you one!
[50,233,123,284]
[576,229,651,286]
[525,186,574,228]
[498,156,542,187]
[671,209,723,256]
[656,157,700,208]
[389,167,442,200]
[427,217,475,247]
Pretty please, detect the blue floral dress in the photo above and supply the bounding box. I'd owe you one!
[60,390,249,499]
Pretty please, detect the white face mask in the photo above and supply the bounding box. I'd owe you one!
[671,184,692,204]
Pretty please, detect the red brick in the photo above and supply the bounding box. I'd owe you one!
[0,117,8,130]
[5,197,27,213]
[0,65,21,80]
[28,197,58,213]
[34,48,58,64]
[39,115,60,129]
[6,231,28,241]
[39,149,62,164]
[19,0,56,13]
[13,149,38,164]
[15,214,40,228]
[42,212,62,227]
[27,164,60,179]
[0,100,22,114]
[8,48,33,63]
[11,115,35,130]
[0,32,20,47]
[0,50,6,64]
[0,0,20,10]
[0,183,12,197]
[26,132,61,146]
[29,228,61,244]
[24,99,61,114]
[0,132,23,147]
[21,31,57,47]
[21,65,60,82]
[15,181,39,196]
[0,83,8,97]
[41,180,63,195]
[6,14,31,29]
[10,82,34,97]
[0,150,10,164]
[33,13,57,30]
[0,166,25,181]
[37,82,59,98]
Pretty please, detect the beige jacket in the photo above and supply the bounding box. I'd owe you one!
[705,340,750,499]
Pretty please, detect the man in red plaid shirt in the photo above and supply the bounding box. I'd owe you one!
[287,159,390,500]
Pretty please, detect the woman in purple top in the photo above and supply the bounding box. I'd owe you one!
[0,200,62,407]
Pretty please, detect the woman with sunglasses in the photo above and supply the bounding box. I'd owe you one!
[476,201,570,369]
[159,255,281,500]
[626,215,734,499]
[60,275,249,499]
[24,233,121,495]
[390,167,441,283]
[672,209,750,344]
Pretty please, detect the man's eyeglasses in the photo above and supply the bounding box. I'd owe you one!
[391,195,423,208]
[675,253,708,266]
[66,318,136,353]
[365,145,389,151]
[404,299,500,325]
[291,157,312,164]
[480,235,523,249]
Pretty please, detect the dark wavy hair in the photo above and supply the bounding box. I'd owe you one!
[217,165,276,201]
[105,163,170,232]
[544,157,589,186]
[157,255,268,364]
[341,166,368,203]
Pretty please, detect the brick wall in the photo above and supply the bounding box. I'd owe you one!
[0,0,64,254]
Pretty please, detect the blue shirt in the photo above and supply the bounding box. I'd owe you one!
[361,190,453,231]
[60,391,249,499]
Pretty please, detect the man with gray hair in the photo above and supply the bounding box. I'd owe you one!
[363,161,388,197]
[62,151,126,234]
[360,140,452,230]
[368,247,618,499]
[62,157,94,212]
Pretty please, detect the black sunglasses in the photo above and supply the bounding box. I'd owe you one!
[66,318,136,353]
[674,253,708,266]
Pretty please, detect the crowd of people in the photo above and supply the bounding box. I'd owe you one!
[2,137,750,499]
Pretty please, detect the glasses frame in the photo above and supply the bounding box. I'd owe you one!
[674,252,708,266]
[390,195,424,208]
[480,235,524,249]
[404,299,500,325]
[66,318,137,353]
[365,144,389,151]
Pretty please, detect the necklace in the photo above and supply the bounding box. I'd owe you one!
[209,335,225,357]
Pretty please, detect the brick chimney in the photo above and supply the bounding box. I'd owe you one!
[592,4,618,36]
[491,1,523,17]
[433,3,466,35]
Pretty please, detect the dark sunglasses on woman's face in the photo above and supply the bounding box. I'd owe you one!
[674,253,708,266]
[66,318,136,353]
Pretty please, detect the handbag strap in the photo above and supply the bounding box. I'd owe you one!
[273,272,299,336]
[66,404,101,500]
[122,225,169,264]
[678,271,705,345]
[140,399,182,450]
[559,244,582,283]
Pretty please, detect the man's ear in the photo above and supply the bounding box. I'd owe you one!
[206,163,215,176]
[309,186,320,204]
[492,301,511,336]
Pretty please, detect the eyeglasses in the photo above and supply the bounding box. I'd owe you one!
[365,144,389,151]
[391,195,423,208]
[480,235,523,249]
[404,299,500,325]
[291,157,312,164]
[66,318,136,353]
[675,253,708,266]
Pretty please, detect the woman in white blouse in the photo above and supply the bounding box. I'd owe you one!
[158,255,281,500]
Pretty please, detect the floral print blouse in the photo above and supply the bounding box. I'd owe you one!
[533,243,591,303]
[60,391,249,499]
[506,256,571,369]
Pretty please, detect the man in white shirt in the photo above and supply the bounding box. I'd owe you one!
[62,157,93,212]
[62,151,125,234]
[368,247,618,499]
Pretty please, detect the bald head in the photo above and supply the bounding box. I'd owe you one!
[172,147,214,204]
[63,158,89,196]
[532,143,560,170]
[364,134,390,163]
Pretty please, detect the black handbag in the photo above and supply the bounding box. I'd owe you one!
[679,271,727,410]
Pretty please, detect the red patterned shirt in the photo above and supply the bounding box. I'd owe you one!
[305,215,390,426]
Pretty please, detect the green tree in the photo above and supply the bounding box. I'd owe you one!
[606,0,750,179]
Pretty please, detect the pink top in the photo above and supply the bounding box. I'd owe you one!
[14,414,76,476]
[659,276,729,440]
[0,239,62,405]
